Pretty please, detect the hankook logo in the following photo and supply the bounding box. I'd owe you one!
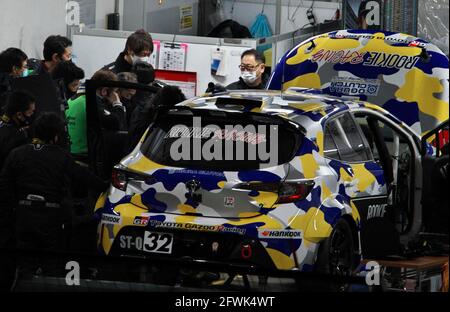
[258,230,302,239]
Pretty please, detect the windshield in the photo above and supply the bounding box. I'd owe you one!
[140,109,303,171]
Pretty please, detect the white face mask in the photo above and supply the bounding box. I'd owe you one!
[241,71,258,85]
[132,54,150,65]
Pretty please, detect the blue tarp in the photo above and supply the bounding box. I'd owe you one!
[250,13,273,53]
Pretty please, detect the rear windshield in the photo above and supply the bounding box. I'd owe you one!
[140,109,303,170]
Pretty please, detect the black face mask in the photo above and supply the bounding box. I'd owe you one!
[20,113,35,127]
[66,89,77,100]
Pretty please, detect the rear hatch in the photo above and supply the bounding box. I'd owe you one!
[116,108,307,219]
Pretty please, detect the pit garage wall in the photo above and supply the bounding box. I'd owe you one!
[0,0,119,59]
[221,0,341,34]
[122,0,199,36]
[418,0,449,55]
[0,0,67,59]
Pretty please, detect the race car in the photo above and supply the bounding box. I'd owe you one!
[93,87,447,277]
[92,29,448,278]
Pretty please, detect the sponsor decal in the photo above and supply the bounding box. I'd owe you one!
[168,169,225,178]
[224,196,235,208]
[216,225,246,235]
[330,77,380,96]
[312,49,365,65]
[258,230,302,239]
[146,219,246,235]
[325,33,422,45]
[101,214,122,225]
[167,126,267,145]
[363,52,420,69]
[312,49,421,69]
[133,216,150,226]
[408,40,427,48]
[367,204,387,220]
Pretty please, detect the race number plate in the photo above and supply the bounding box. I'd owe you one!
[143,231,174,254]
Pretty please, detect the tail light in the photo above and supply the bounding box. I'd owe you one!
[111,166,155,191]
[236,180,315,204]
[241,244,252,260]
[277,182,314,204]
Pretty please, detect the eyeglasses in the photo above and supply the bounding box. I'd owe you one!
[239,63,261,71]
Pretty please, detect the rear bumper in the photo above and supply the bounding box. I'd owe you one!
[106,226,277,270]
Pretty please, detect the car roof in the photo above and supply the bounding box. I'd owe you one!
[178,88,352,121]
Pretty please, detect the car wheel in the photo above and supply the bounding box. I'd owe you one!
[296,218,356,292]
[316,218,356,291]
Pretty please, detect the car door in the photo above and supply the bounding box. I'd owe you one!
[353,109,426,257]
[324,112,400,259]
[421,120,449,235]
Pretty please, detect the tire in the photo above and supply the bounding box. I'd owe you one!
[296,218,356,292]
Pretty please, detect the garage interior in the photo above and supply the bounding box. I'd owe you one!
[0,0,448,295]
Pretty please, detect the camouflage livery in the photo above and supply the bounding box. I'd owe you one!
[268,30,449,136]
[94,88,423,271]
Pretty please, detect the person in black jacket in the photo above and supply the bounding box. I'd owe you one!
[51,61,85,102]
[128,61,156,131]
[226,49,269,90]
[90,70,128,179]
[103,29,154,74]
[0,113,108,279]
[92,70,127,132]
[127,85,186,153]
[0,48,29,113]
[0,91,36,169]
[32,35,72,76]
[117,71,138,126]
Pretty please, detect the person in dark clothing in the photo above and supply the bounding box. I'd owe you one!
[92,70,127,131]
[226,49,269,90]
[32,35,72,76]
[0,48,29,113]
[51,61,85,101]
[0,113,108,279]
[117,71,138,125]
[127,85,186,153]
[0,91,36,169]
[128,62,156,131]
[89,70,129,179]
[103,29,154,74]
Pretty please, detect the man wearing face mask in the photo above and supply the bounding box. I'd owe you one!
[103,29,154,74]
[52,61,85,102]
[32,35,73,76]
[226,49,269,90]
[0,48,30,114]
[0,91,36,169]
